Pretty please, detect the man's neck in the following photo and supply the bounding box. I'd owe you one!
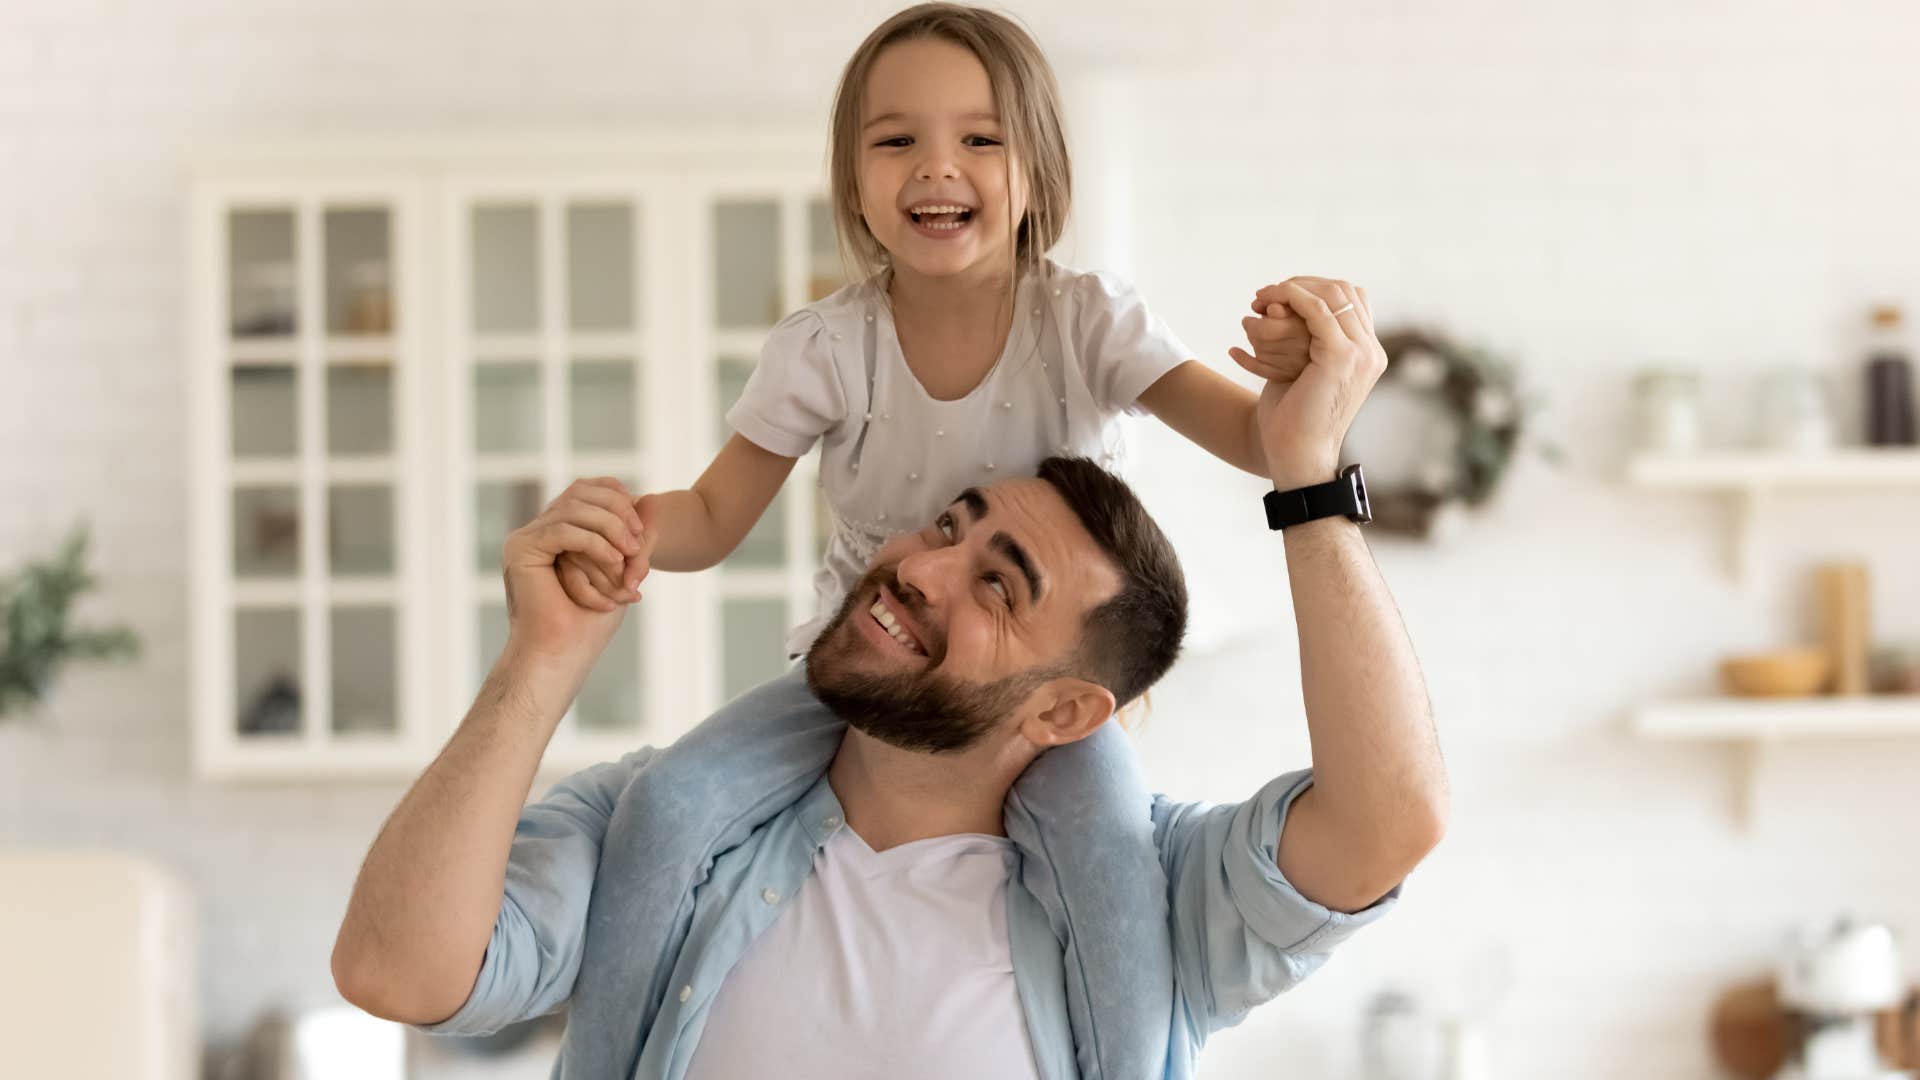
[826,727,1034,852]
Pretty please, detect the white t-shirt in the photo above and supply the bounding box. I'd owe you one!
[723,260,1191,654]
[681,827,1042,1080]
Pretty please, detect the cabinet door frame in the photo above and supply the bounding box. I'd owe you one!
[188,174,436,780]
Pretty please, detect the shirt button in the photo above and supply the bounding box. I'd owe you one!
[678,985,692,1003]
[761,887,780,905]
[822,815,841,829]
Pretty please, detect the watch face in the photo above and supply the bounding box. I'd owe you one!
[1343,463,1373,524]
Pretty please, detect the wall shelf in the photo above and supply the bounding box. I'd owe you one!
[1632,695,1920,826]
[1626,449,1920,583]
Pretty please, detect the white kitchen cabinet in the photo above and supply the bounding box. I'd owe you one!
[187,132,842,780]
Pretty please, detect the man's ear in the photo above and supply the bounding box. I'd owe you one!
[1021,677,1116,749]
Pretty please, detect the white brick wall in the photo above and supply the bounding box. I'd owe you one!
[3,0,1918,1075]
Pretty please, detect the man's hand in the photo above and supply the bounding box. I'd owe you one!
[554,488,659,612]
[1230,277,1389,490]
[502,478,655,667]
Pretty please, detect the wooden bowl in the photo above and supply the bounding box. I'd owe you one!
[1719,648,1832,697]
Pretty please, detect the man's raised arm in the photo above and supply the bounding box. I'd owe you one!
[1240,277,1450,913]
[330,479,651,1024]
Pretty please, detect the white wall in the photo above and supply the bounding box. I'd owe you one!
[3,1,1918,1076]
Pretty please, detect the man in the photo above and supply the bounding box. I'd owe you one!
[331,277,1447,1078]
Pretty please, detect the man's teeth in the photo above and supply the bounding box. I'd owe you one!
[869,599,924,654]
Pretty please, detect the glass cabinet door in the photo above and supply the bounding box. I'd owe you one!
[216,191,414,770]
[456,188,652,745]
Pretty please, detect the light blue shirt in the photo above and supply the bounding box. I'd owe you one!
[421,744,1398,1079]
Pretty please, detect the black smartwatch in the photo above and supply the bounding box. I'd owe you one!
[1264,464,1372,530]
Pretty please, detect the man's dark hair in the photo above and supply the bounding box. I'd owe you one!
[1036,456,1188,707]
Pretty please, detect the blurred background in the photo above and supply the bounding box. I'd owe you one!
[3,0,1919,1077]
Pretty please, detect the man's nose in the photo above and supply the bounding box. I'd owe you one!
[894,544,963,605]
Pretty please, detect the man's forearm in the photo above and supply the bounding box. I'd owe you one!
[331,646,588,1024]
[1281,517,1447,876]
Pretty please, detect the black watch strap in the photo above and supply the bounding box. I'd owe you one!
[1264,464,1372,530]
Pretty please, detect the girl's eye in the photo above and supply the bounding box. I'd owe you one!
[964,135,1001,148]
[876,136,912,148]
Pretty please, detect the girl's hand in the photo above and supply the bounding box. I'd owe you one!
[551,481,658,612]
[1227,283,1316,385]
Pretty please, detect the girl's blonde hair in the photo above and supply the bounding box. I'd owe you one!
[827,3,1073,282]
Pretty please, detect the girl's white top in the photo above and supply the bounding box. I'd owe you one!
[724,260,1190,655]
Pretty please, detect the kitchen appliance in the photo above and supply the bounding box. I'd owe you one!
[1776,918,1912,1080]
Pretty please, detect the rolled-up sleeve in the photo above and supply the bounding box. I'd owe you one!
[1153,768,1400,1035]
[413,748,655,1037]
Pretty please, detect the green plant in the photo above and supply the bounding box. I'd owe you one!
[0,524,141,721]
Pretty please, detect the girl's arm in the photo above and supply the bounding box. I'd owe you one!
[645,434,799,572]
[557,436,797,608]
[1136,360,1271,478]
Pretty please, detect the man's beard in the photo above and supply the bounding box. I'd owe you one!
[804,564,1058,755]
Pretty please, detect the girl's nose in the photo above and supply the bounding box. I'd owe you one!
[914,155,960,182]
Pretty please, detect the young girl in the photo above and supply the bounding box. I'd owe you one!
[560,2,1285,644]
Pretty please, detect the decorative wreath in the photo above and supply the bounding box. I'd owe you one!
[1355,328,1555,539]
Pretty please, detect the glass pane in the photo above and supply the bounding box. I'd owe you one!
[474,361,542,454]
[232,366,298,457]
[327,363,392,456]
[722,598,789,701]
[476,604,510,692]
[329,485,393,576]
[576,611,642,731]
[715,355,754,445]
[235,608,301,736]
[233,487,300,578]
[728,484,786,568]
[331,606,397,734]
[325,207,393,335]
[713,201,780,328]
[472,204,539,334]
[229,209,297,338]
[475,479,543,573]
[567,203,636,331]
[571,360,636,452]
[808,198,845,301]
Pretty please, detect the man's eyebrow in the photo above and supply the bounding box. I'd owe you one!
[990,531,1044,604]
[954,488,988,521]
